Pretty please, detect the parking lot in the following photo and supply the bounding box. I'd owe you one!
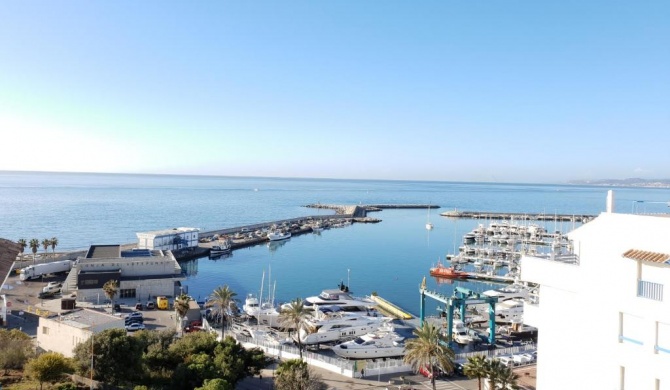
[2,273,179,335]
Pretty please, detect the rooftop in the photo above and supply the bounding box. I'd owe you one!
[136,227,200,237]
[56,308,122,329]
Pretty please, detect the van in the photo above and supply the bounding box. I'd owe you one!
[156,296,169,310]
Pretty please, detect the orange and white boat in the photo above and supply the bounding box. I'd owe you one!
[429,261,468,279]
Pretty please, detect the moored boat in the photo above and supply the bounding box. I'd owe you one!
[429,261,468,279]
[209,242,232,257]
[332,325,406,359]
[267,229,291,241]
[298,309,391,345]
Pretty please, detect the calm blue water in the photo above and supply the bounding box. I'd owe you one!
[2,171,670,316]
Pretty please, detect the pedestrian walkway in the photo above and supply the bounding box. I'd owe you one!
[236,362,480,390]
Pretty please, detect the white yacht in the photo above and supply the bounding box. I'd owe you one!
[470,285,530,314]
[495,299,524,322]
[242,293,286,328]
[242,293,260,317]
[299,309,391,345]
[295,285,378,314]
[332,325,406,359]
[452,319,474,344]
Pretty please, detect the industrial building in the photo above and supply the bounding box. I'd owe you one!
[63,245,185,304]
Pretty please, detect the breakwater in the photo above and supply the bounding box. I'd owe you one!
[440,210,595,223]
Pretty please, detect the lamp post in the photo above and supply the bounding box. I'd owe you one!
[347,269,350,290]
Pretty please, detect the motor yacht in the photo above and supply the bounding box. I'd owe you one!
[298,309,391,345]
[289,284,378,314]
[332,325,406,359]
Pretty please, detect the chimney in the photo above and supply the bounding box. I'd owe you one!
[606,190,615,213]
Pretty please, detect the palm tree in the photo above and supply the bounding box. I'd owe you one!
[174,293,192,333]
[17,239,27,262]
[29,238,39,264]
[278,298,311,360]
[206,285,237,339]
[497,365,520,390]
[403,322,455,390]
[41,239,51,258]
[463,355,488,390]
[50,237,58,257]
[102,280,118,308]
[485,359,505,390]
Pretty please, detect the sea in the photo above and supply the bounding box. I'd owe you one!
[2,171,670,318]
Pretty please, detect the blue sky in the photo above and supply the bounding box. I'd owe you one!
[1,1,668,183]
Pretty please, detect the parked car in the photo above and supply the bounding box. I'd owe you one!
[512,354,532,365]
[126,312,143,319]
[496,356,515,367]
[38,291,57,299]
[125,317,144,325]
[145,302,155,310]
[134,302,143,311]
[125,322,146,332]
[114,304,122,312]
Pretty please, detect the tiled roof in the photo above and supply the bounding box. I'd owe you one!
[622,249,670,264]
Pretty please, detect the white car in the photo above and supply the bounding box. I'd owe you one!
[125,312,143,319]
[512,354,532,364]
[125,322,146,332]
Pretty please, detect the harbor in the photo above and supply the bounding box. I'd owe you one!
[4,201,574,384]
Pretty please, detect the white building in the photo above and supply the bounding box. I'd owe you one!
[521,192,670,390]
[136,227,200,251]
[37,308,124,357]
[64,245,185,303]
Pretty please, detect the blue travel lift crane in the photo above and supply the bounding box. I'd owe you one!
[419,277,499,347]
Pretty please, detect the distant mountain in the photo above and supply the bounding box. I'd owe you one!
[567,178,670,188]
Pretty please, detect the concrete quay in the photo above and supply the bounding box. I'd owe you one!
[440,210,595,223]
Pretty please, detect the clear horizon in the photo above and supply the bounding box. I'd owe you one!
[1,1,668,182]
[3,169,669,187]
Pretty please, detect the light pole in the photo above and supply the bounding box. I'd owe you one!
[347,269,350,290]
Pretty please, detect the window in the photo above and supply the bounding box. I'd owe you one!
[656,322,670,354]
[120,289,136,298]
[619,312,644,345]
[42,326,49,335]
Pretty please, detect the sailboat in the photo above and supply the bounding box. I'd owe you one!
[425,207,434,230]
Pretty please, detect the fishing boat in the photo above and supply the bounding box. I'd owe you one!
[429,261,468,279]
[267,229,291,241]
[331,324,406,359]
[209,242,232,257]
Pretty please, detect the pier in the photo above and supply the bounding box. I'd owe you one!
[440,210,595,223]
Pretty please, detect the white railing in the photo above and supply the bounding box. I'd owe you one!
[638,280,663,301]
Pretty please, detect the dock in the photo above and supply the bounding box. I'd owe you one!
[370,294,414,320]
[440,210,595,223]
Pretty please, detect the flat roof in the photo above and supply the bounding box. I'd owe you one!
[86,245,120,259]
[136,227,200,237]
[56,308,122,328]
